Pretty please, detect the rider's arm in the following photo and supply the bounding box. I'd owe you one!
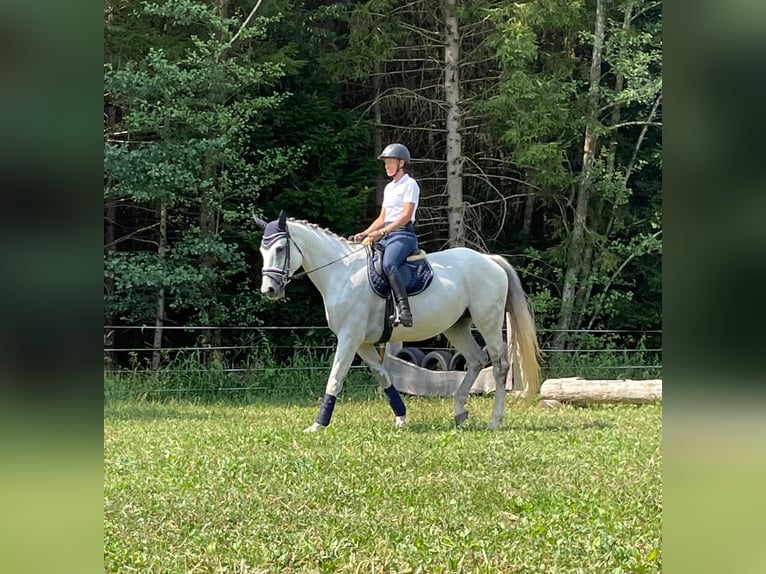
[373,203,414,238]
[359,207,386,236]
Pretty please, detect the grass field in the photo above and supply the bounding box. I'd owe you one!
[104,390,661,573]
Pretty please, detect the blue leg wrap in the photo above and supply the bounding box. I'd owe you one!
[316,393,337,427]
[383,385,406,417]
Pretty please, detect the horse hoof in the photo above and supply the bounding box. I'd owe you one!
[304,422,325,433]
[395,416,406,428]
[454,411,468,427]
[488,420,502,431]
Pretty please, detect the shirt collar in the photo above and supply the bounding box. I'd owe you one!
[393,173,410,185]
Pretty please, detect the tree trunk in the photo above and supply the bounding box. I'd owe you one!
[151,200,167,369]
[444,0,464,247]
[521,191,535,238]
[574,3,633,330]
[103,88,118,370]
[199,196,221,363]
[104,200,116,370]
[198,0,228,363]
[552,0,605,351]
[373,66,385,207]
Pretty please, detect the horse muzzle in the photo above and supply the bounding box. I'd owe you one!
[260,267,289,300]
[261,281,285,300]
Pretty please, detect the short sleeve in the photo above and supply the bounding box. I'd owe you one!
[402,179,420,204]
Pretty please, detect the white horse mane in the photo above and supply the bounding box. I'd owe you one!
[286,218,353,245]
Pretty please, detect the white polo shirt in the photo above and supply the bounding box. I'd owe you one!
[382,174,420,224]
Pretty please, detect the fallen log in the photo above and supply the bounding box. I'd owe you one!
[538,377,662,404]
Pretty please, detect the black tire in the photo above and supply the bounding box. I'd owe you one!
[449,352,467,371]
[422,350,453,371]
[396,347,426,366]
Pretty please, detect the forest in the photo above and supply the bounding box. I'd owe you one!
[104,0,662,370]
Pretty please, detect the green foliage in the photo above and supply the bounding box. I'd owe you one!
[105,341,659,402]
[484,0,585,189]
[104,347,375,402]
[253,90,378,231]
[479,0,661,334]
[105,0,380,345]
[319,0,401,80]
[104,0,294,329]
[104,0,662,363]
[546,333,661,379]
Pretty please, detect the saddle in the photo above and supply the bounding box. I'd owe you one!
[366,244,434,344]
[367,244,433,299]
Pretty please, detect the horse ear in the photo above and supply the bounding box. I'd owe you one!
[252,214,267,230]
[277,210,287,230]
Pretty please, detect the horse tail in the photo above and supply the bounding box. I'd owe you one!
[488,255,542,401]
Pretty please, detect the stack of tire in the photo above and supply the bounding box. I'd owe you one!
[395,347,467,371]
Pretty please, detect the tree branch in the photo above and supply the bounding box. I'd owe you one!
[374,122,446,133]
[606,120,662,131]
[104,223,161,249]
[631,0,662,21]
[585,230,662,330]
[227,0,263,47]
[623,91,662,185]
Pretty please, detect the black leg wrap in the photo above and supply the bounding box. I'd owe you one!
[383,385,406,417]
[316,393,337,427]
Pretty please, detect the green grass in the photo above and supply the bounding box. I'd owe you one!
[104,392,661,573]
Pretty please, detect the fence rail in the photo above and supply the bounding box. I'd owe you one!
[104,325,662,333]
[103,326,661,354]
[104,345,662,354]
[104,325,661,397]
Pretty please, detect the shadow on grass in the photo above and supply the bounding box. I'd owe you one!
[401,419,614,434]
[403,421,459,433]
[104,402,233,422]
[503,420,614,432]
[104,385,383,422]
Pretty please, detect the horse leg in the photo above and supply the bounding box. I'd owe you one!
[304,339,358,432]
[444,318,489,427]
[356,344,406,428]
[483,331,510,430]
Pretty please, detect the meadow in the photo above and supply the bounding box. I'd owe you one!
[104,389,661,573]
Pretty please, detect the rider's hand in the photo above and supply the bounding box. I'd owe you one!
[351,233,368,243]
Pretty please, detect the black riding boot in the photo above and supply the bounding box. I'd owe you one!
[386,266,413,327]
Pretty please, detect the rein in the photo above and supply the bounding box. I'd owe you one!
[262,230,366,286]
[290,246,366,283]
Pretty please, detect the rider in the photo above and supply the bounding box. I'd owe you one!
[353,143,420,327]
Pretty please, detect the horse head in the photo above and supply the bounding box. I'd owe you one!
[253,210,303,300]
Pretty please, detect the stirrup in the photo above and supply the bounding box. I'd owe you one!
[390,307,412,328]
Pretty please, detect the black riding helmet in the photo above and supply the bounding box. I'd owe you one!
[377,143,411,164]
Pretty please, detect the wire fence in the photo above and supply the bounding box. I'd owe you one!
[103,325,661,398]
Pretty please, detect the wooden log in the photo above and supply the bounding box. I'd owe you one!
[539,377,662,404]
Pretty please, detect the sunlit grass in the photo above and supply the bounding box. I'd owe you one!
[104,392,661,573]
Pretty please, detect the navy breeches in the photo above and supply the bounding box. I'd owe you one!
[379,227,417,275]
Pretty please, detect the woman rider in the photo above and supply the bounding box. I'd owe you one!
[353,143,420,327]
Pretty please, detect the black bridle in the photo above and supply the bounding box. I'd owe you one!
[260,230,301,287]
[260,226,365,287]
